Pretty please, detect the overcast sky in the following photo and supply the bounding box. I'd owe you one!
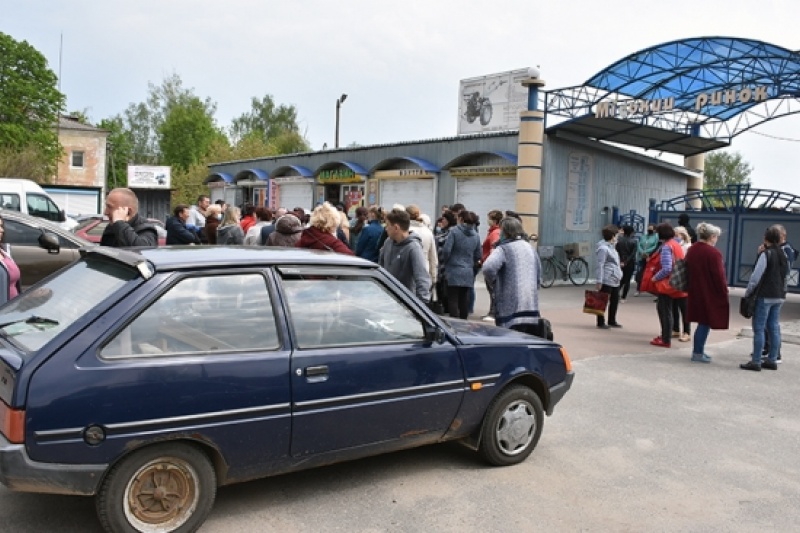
[4,0,799,194]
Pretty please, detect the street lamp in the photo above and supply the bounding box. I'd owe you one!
[335,93,348,148]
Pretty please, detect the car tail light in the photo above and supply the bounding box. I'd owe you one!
[560,347,573,373]
[0,400,24,444]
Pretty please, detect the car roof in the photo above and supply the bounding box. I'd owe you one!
[0,209,93,246]
[82,246,378,273]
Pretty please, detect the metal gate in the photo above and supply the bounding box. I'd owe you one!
[652,185,800,293]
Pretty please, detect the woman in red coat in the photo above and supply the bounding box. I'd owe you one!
[296,202,354,255]
[685,222,728,363]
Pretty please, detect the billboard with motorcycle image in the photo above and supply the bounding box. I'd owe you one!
[458,68,531,135]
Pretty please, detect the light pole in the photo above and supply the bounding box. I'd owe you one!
[335,93,347,148]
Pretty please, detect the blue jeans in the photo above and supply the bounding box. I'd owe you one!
[693,324,710,355]
[752,298,783,364]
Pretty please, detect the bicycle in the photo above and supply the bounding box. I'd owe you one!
[539,247,589,288]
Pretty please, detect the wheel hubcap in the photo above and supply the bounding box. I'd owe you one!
[496,400,535,455]
[125,459,200,532]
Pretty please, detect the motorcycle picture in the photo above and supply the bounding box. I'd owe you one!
[463,92,493,126]
[461,78,509,127]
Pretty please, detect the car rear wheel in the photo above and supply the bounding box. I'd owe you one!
[96,443,216,533]
[479,385,544,466]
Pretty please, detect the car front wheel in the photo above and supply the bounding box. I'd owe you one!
[479,385,544,466]
[96,443,217,533]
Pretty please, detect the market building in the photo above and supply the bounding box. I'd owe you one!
[207,37,800,253]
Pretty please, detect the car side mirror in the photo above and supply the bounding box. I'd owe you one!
[38,232,61,254]
[58,209,66,223]
[423,323,445,344]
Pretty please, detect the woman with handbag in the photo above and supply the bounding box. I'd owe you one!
[671,226,693,342]
[649,223,687,348]
[740,226,788,371]
[595,224,623,329]
[685,222,728,363]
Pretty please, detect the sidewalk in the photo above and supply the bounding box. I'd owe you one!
[469,274,800,361]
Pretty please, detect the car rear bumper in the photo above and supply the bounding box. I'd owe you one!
[547,371,575,416]
[0,434,105,496]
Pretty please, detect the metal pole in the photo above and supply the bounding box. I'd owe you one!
[335,99,340,148]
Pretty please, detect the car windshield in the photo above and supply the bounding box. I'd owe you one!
[0,258,139,353]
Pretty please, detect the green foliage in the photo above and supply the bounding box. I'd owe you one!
[703,150,753,190]
[98,116,133,188]
[159,97,225,172]
[230,94,309,151]
[0,32,65,176]
[121,73,217,164]
[67,109,91,124]
[103,76,309,208]
[0,144,54,180]
[170,137,232,206]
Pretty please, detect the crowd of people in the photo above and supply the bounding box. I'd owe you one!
[0,186,792,372]
[595,212,795,370]
[107,187,543,336]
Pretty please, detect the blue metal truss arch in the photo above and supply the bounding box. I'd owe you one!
[545,37,800,153]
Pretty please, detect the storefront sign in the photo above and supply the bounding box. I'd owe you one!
[318,168,363,183]
[127,165,171,189]
[373,169,435,179]
[273,176,308,183]
[594,85,770,119]
[450,166,517,177]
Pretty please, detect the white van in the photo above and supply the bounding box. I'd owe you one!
[0,178,72,228]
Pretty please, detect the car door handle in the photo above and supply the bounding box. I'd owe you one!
[304,365,329,383]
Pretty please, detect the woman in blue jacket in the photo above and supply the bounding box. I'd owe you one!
[355,207,384,262]
[441,210,481,319]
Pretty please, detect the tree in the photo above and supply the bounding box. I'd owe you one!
[0,32,65,178]
[98,116,133,189]
[703,150,753,190]
[230,94,309,151]
[159,97,225,172]
[120,73,217,164]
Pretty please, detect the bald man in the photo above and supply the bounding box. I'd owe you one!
[100,188,159,247]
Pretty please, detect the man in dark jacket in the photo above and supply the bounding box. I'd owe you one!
[615,225,638,302]
[166,204,201,245]
[101,188,159,247]
[379,208,430,301]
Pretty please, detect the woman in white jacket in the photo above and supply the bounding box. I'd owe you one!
[595,224,623,329]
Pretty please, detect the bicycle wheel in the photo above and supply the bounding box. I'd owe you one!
[540,258,556,288]
[568,258,589,286]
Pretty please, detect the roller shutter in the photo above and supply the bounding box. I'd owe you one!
[276,182,313,212]
[379,179,435,220]
[455,178,516,242]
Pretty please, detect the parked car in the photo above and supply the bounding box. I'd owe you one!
[0,210,92,288]
[0,246,574,532]
[73,215,168,245]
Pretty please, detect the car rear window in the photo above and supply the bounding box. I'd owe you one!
[0,259,139,353]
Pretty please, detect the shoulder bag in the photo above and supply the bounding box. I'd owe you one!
[740,249,770,318]
[669,258,688,292]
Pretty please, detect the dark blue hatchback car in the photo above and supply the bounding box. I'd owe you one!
[0,246,573,532]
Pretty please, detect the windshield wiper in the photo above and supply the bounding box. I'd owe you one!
[0,315,60,330]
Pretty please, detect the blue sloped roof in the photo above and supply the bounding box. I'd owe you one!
[316,160,370,175]
[584,36,800,121]
[492,151,518,164]
[204,172,234,184]
[272,165,314,178]
[234,168,270,182]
